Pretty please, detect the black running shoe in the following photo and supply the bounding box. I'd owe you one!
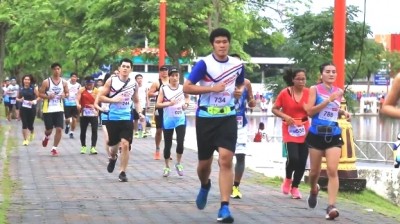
[107,155,118,173]
[65,125,70,134]
[119,171,128,182]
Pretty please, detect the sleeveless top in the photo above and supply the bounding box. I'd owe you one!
[80,88,98,117]
[64,82,81,106]
[161,84,186,129]
[107,76,137,121]
[309,84,342,136]
[235,88,248,128]
[20,85,36,109]
[43,78,64,113]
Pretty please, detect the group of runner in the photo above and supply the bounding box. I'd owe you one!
[1,27,352,223]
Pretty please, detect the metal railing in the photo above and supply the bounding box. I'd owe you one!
[354,140,395,162]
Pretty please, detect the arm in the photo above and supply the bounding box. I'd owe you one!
[76,88,83,111]
[145,88,150,109]
[380,75,400,118]
[34,86,40,102]
[147,82,159,98]
[98,79,120,103]
[38,80,51,99]
[94,87,103,111]
[303,86,335,117]
[63,81,69,99]
[182,60,224,95]
[245,79,256,108]
[133,84,143,117]
[155,87,173,109]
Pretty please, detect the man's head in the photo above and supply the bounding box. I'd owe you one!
[96,79,103,87]
[135,74,143,85]
[51,62,62,77]
[84,76,95,90]
[4,77,10,85]
[159,65,169,78]
[70,72,78,83]
[118,58,133,76]
[209,28,231,59]
[10,78,17,85]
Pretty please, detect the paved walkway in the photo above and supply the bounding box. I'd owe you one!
[4,120,398,224]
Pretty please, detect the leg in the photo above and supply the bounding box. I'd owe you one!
[292,143,309,187]
[286,143,300,186]
[119,138,130,172]
[102,125,110,157]
[218,147,234,203]
[80,117,89,146]
[175,125,186,164]
[53,127,62,147]
[308,148,324,191]
[90,117,98,147]
[233,154,245,185]
[198,157,213,186]
[325,146,341,206]
[163,129,174,168]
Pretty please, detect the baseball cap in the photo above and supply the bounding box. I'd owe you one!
[85,76,95,84]
[159,65,168,71]
[5,77,9,81]
[168,67,179,75]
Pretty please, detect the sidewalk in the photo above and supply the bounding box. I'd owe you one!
[5,120,398,224]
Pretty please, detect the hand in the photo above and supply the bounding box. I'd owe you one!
[329,89,343,102]
[233,86,243,99]
[344,111,351,121]
[284,115,295,125]
[113,96,124,103]
[77,104,82,111]
[169,99,176,106]
[212,83,225,93]
[182,103,189,110]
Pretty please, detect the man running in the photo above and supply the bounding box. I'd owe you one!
[64,72,81,138]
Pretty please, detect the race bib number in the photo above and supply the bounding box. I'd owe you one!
[10,99,16,105]
[318,104,339,121]
[288,125,306,137]
[236,116,243,128]
[22,100,32,108]
[49,98,60,106]
[168,105,183,117]
[116,98,131,109]
[83,108,96,116]
[209,91,231,107]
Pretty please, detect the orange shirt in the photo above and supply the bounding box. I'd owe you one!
[274,87,310,143]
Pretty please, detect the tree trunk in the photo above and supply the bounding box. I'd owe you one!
[0,23,8,83]
[366,70,371,96]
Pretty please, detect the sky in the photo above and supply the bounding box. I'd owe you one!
[309,0,400,35]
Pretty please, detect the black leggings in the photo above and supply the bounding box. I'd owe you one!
[80,116,98,147]
[20,107,36,131]
[285,142,309,188]
[163,125,186,159]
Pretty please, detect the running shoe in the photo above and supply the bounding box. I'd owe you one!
[23,140,29,146]
[217,205,234,223]
[69,133,74,139]
[134,132,139,139]
[65,125,70,134]
[119,171,128,182]
[163,167,171,177]
[80,146,87,154]
[196,181,211,210]
[325,205,339,220]
[90,147,98,154]
[230,186,242,199]
[51,148,58,156]
[154,151,160,160]
[175,163,184,176]
[307,184,320,208]
[29,133,35,141]
[281,178,292,195]
[107,155,118,173]
[290,187,302,199]
[42,136,49,147]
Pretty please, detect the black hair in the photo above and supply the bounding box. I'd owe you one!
[51,62,62,69]
[70,72,78,77]
[319,62,335,74]
[135,74,143,80]
[209,28,231,44]
[258,122,265,130]
[21,74,35,85]
[230,53,241,60]
[84,76,94,83]
[282,68,306,86]
[103,73,111,83]
[119,58,133,68]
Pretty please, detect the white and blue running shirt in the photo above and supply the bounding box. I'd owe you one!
[187,54,245,118]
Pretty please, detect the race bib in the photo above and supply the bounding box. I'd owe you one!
[49,98,60,106]
[318,104,339,121]
[168,105,183,117]
[83,108,96,116]
[22,100,32,108]
[288,125,306,137]
[116,97,131,109]
[10,99,16,105]
[236,116,243,128]
[209,91,231,107]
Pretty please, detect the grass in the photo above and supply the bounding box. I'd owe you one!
[250,172,400,221]
[0,105,17,224]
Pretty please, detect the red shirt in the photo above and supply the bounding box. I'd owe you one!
[274,87,310,143]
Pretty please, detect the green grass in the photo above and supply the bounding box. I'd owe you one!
[250,173,400,221]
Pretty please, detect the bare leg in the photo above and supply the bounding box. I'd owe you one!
[218,148,234,202]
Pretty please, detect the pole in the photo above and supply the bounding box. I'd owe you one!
[333,0,346,89]
[159,0,167,71]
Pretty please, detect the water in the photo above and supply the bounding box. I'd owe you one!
[186,114,400,142]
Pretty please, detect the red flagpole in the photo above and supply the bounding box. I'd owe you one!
[159,0,167,73]
[333,0,346,89]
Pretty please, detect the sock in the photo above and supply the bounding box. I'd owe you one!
[221,201,229,207]
[201,179,211,190]
[52,146,57,150]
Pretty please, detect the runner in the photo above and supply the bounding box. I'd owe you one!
[183,28,245,223]
[155,67,190,177]
[64,72,81,139]
[7,78,20,121]
[304,62,350,220]
[76,76,99,155]
[98,58,141,182]
[2,78,11,121]
[17,74,39,146]
[272,68,310,199]
[133,74,149,139]
[38,62,69,156]
[148,65,169,159]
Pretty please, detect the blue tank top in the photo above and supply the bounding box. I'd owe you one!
[235,88,248,128]
[107,76,136,121]
[161,84,186,129]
